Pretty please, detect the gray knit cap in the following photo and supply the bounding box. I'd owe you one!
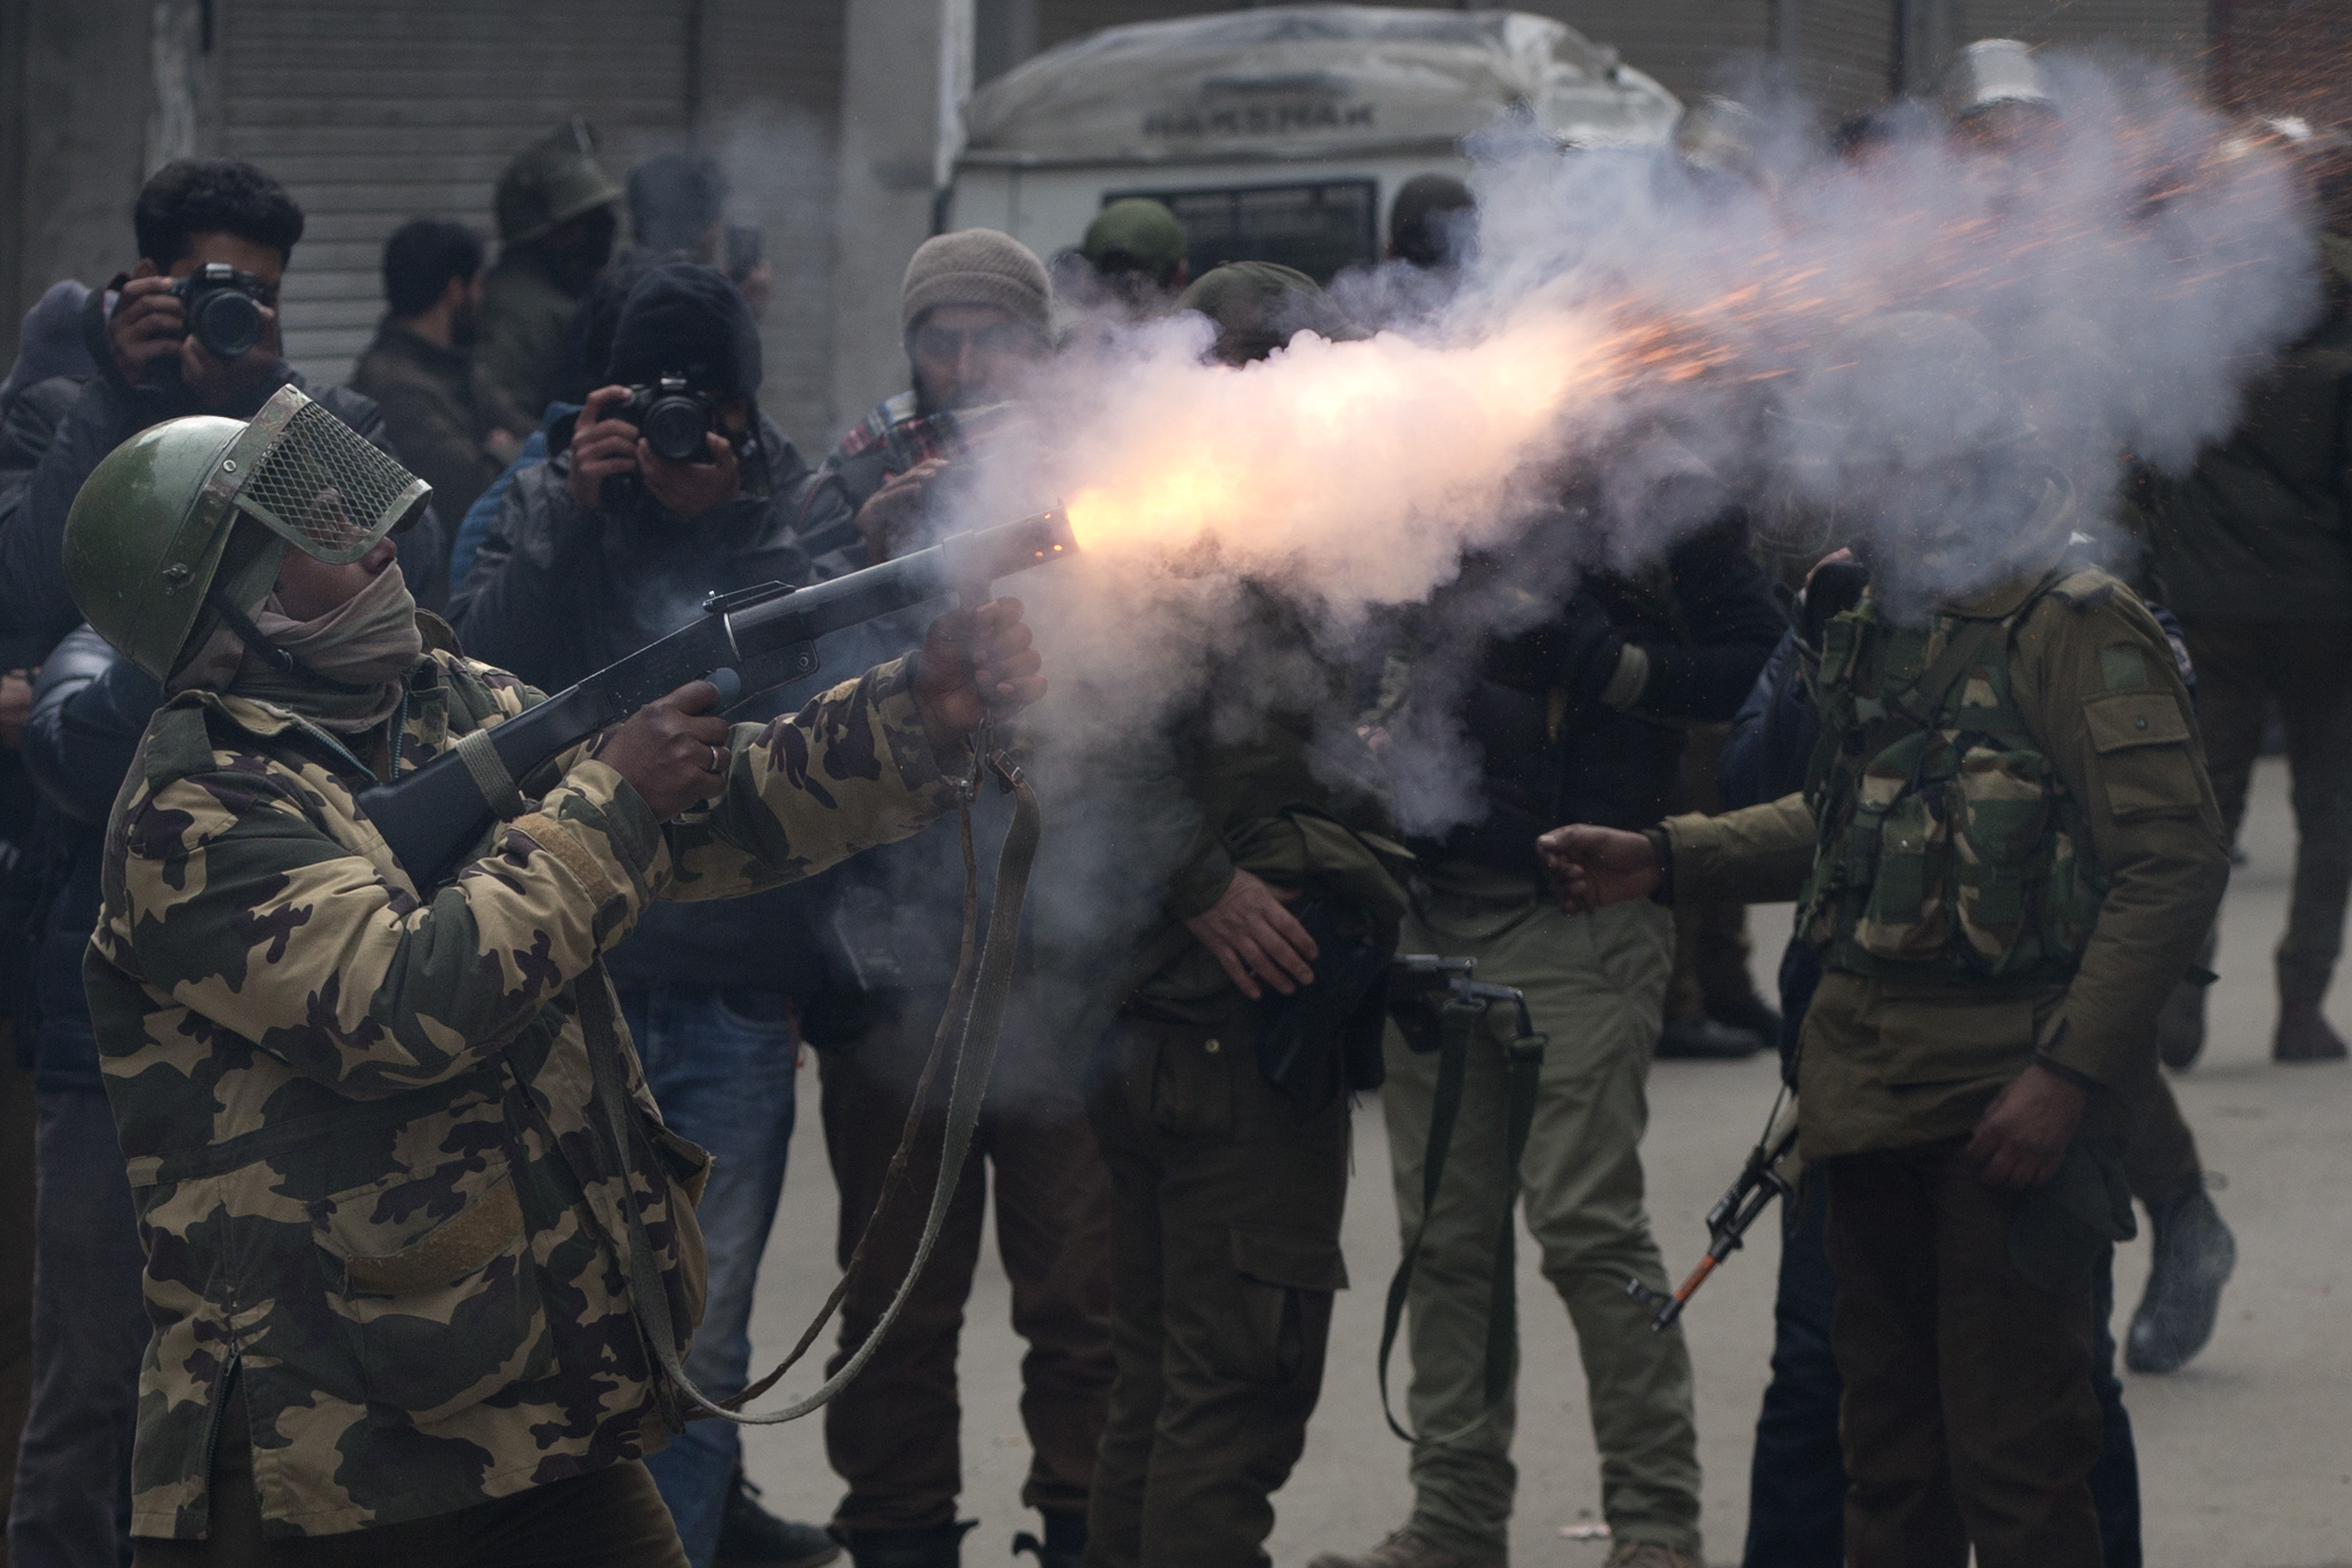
[900,229,1051,339]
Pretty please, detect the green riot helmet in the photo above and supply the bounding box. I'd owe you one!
[65,383,431,681]
[495,118,624,247]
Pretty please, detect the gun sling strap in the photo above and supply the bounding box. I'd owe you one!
[579,739,1041,1425]
[1376,990,1547,1444]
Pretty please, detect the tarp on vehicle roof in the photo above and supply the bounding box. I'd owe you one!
[960,4,1682,166]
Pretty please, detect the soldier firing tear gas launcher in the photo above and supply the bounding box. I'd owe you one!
[361,506,1077,887]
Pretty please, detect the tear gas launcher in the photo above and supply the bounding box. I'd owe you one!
[1628,1090,1801,1331]
[358,508,1078,888]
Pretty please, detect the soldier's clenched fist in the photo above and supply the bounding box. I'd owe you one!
[592,680,733,820]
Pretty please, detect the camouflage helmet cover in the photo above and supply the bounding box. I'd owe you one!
[495,118,624,246]
[64,385,431,680]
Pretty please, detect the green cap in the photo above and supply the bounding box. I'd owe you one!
[1177,261,1365,365]
[495,119,624,246]
[1082,198,1187,276]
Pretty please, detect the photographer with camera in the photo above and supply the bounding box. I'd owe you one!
[450,260,851,1568]
[0,158,450,656]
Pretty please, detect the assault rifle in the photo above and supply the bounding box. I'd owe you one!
[1628,1092,1801,1330]
[358,509,1077,888]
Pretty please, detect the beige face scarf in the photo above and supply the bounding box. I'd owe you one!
[180,563,425,732]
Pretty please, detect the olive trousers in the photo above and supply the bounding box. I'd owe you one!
[1825,1141,2104,1568]
[1381,893,1702,1560]
[1084,1001,1353,1568]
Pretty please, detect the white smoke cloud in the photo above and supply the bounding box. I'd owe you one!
[894,50,2321,991]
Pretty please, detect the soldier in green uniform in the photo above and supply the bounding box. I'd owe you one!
[1068,265,1407,1568]
[477,120,624,430]
[1542,314,2229,1568]
[61,386,1044,1566]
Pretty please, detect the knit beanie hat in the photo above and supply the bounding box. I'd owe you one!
[1177,261,1366,365]
[606,261,763,396]
[900,230,1051,339]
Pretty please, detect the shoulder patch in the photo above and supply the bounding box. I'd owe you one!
[2099,643,2151,691]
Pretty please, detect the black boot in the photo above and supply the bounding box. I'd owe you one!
[1012,1511,1088,1568]
[1656,1014,1764,1059]
[2126,1184,2237,1374]
[838,1521,977,1568]
[717,1467,842,1568]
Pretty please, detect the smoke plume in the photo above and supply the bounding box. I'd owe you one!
[910,52,2323,989]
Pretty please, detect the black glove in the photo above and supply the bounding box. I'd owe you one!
[1480,593,1625,711]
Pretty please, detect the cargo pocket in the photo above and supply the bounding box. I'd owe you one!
[1135,1022,1235,1141]
[311,1154,552,1422]
[1212,1224,1348,1385]
[2085,691,2197,820]
[1954,744,2053,970]
[1854,791,1953,962]
[643,1117,712,1332]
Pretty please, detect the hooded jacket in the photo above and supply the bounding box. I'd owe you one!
[88,617,958,1539]
[448,409,853,994]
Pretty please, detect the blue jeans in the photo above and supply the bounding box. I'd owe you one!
[618,985,803,1568]
[1740,1172,2141,1568]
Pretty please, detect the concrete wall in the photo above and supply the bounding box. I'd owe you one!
[1,0,157,373]
[829,0,971,438]
[701,0,851,453]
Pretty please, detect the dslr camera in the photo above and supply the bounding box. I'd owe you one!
[171,262,273,360]
[599,375,722,510]
[617,375,718,463]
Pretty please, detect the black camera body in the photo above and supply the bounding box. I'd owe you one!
[617,375,718,464]
[171,262,272,361]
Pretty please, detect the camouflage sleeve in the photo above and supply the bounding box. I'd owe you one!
[1661,793,1819,906]
[113,749,664,1098]
[2016,591,2231,1087]
[657,653,962,901]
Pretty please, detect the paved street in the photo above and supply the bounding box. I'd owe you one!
[740,755,2352,1567]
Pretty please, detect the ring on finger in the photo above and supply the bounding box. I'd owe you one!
[707,743,725,774]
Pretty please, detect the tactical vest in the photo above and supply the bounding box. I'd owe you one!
[1798,570,2110,984]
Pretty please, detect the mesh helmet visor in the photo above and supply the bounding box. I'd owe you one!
[221,386,431,564]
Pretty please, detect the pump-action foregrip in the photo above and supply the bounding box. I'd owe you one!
[358,509,1075,889]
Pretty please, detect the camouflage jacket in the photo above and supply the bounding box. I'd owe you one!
[89,629,957,1539]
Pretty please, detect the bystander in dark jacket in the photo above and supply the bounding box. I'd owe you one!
[352,219,515,526]
[448,263,848,1568]
[2137,222,2352,1061]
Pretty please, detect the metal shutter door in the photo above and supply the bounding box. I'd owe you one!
[220,0,695,387]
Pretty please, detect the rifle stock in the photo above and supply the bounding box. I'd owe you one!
[359,509,1075,888]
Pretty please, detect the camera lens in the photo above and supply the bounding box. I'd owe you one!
[641,396,713,464]
[192,290,264,360]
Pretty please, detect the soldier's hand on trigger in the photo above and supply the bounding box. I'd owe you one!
[568,385,643,513]
[590,680,732,821]
[1538,823,1661,912]
[855,457,949,564]
[1185,867,1319,1000]
[1964,1062,2088,1190]
[911,597,1045,756]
